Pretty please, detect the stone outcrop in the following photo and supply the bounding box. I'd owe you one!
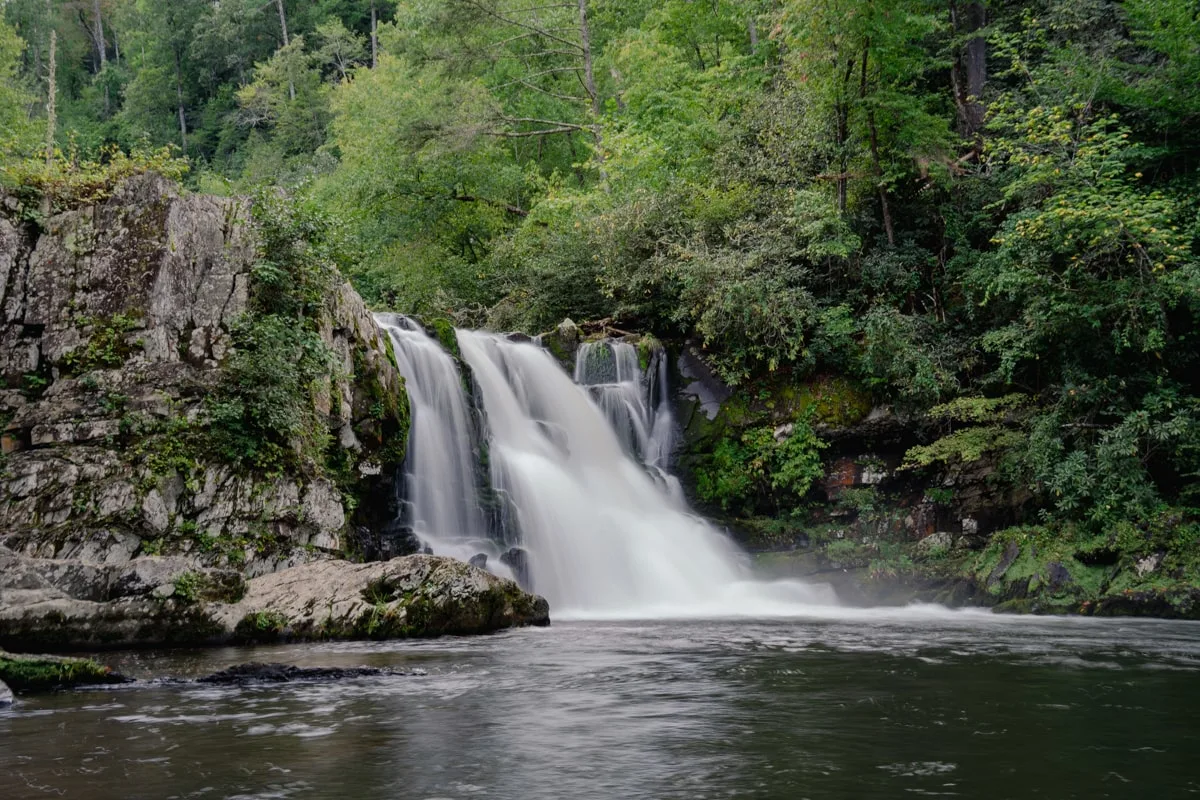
[0,546,548,650]
[0,174,409,574]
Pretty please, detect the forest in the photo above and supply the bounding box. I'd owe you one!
[0,0,1196,541]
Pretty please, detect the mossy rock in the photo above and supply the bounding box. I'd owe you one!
[0,650,128,693]
[426,318,460,358]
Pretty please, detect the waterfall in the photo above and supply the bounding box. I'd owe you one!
[574,340,682,501]
[374,315,512,574]
[377,314,836,617]
[456,331,837,617]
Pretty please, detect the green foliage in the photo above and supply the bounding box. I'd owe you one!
[0,653,121,693]
[172,571,204,604]
[1,144,188,218]
[60,313,141,374]
[696,420,827,514]
[0,0,1193,544]
[206,190,343,473]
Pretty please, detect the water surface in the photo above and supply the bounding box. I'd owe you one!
[3,614,1199,799]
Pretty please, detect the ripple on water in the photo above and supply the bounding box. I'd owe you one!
[1,617,1199,800]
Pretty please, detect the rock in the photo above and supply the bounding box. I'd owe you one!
[500,547,531,588]
[0,174,408,576]
[987,541,1021,586]
[1044,561,1073,592]
[1135,552,1164,577]
[916,532,954,554]
[222,554,550,643]
[0,649,128,692]
[197,663,404,685]
[469,553,488,569]
[0,678,11,706]
[0,551,549,650]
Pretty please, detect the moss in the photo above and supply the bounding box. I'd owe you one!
[636,334,662,371]
[427,318,460,358]
[0,651,125,692]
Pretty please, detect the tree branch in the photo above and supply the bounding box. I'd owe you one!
[459,0,583,51]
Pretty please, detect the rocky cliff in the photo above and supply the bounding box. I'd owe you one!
[0,174,549,648]
[0,174,406,572]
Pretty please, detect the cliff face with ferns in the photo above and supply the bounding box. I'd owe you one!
[0,174,409,579]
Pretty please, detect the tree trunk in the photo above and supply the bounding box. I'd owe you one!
[577,0,599,117]
[174,48,188,153]
[274,0,296,100]
[748,15,759,55]
[44,30,56,167]
[91,0,106,69]
[370,0,378,68]
[42,30,57,217]
[860,43,894,247]
[950,0,986,137]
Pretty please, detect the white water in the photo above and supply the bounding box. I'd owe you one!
[574,340,683,502]
[374,315,513,575]
[456,331,838,617]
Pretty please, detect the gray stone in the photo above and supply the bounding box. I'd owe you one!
[917,532,954,554]
[0,678,12,706]
[1135,552,1164,577]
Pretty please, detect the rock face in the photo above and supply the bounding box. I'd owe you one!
[0,546,548,649]
[0,678,11,705]
[0,174,409,574]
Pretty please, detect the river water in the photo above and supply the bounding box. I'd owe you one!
[3,612,1199,799]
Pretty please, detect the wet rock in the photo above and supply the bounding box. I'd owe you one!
[987,541,1021,586]
[1044,561,1073,592]
[469,553,488,569]
[0,678,11,706]
[197,663,403,685]
[500,547,531,588]
[1,548,549,649]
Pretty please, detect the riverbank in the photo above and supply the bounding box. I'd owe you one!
[752,527,1200,619]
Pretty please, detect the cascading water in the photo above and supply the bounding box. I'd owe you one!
[574,340,682,501]
[374,315,513,574]
[456,331,838,617]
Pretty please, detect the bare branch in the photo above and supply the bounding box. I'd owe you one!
[500,78,587,103]
[459,0,584,51]
[486,126,580,137]
[498,115,586,129]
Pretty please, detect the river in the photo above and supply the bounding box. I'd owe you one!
[3,611,1199,799]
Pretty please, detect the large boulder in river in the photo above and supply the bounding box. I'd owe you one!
[222,554,550,642]
[0,546,548,650]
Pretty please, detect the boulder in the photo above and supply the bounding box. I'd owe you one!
[916,532,954,554]
[223,554,550,642]
[0,678,11,706]
[197,663,406,685]
[0,548,549,650]
[469,553,488,569]
[500,547,532,588]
